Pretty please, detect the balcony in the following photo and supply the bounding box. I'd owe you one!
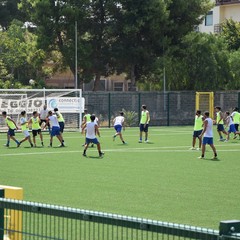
[216,0,240,5]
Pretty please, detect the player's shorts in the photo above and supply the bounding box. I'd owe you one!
[51,126,60,137]
[193,130,202,138]
[32,129,42,137]
[217,124,224,131]
[85,137,99,145]
[228,124,236,133]
[114,124,122,133]
[202,137,213,145]
[140,124,149,132]
[22,130,30,137]
[234,124,239,131]
[8,129,15,136]
[59,122,65,133]
[40,119,49,127]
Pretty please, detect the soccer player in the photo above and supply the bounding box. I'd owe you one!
[40,105,50,134]
[54,108,65,143]
[2,111,20,147]
[224,111,240,142]
[198,111,217,160]
[232,107,240,140]
[214,106,227,141]
[81,109,91,129]
[46,111,64,147]
[19,111,33,147]
[82,115,104,157]
[139,104,150,143]
[113,111,126,144]
[190,110,204,150]
[28,111,44,147]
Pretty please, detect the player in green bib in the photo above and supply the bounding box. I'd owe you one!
[2,111,20,147]
[139,105,150,143]
[214,106,227,141]
[28,111,44,147]
[190,110,204,150]
[232,107,240,140]
[54,108,65,144]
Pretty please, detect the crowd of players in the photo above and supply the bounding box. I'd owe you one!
[191,106,240,159]
[1,105,65,148]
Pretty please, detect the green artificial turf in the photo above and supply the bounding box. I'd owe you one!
[0,126,240,230]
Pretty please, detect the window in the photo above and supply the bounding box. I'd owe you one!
[114,82,123,91]
[205,11,213,26]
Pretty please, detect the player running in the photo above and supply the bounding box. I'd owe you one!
[113,111,126,144]
[2,111,20,147]
[82,115,104,158]
[19,111,34,147]
[224,111,240,142]
[232,107,240,140]
[214,106,227,141]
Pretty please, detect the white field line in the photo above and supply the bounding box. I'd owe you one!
[0,145,240,157]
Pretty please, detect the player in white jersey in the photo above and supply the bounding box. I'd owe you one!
[82,115,104,157]
[46,111,64,147]
[198,111,217,159]
[19,111,33,147]
[225,111,240,141]
[113,111,126,144]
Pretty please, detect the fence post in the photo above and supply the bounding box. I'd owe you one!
[167,92,170,126]
[108,92,111,128]
[238,92,240,110]
[0,188,4,240]
[138,92,141,124]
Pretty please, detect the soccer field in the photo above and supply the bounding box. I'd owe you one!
[0,126,240,230]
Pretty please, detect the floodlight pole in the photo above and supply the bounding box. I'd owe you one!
[75,21,78,89]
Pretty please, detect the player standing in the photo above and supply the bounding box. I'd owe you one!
[190,110,203,150]
[214,106,227,141]
[232,107,240,140]
[46,111,64,147]
[82,115,104,157]
[139,105,150,143]
[113,111,126,144]
[198,111,217,160]
[28,111,44,147]
[19,111,33,147]
[54,108,65,143]
[2,111,20,147]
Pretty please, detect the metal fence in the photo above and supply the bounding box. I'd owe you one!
[82,91,240,127]
[0,198,240,240]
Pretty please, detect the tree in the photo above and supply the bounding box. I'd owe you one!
[221,19,240,51]
[0,0,23,30]
[229,49,240,89]
[165,32,231,91]
[0,20,46,86]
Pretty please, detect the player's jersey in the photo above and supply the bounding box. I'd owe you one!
[48,115,60,127]
[232,111,240,124]
[140,110,150,124]
[40,109,48,120]
[31,117,41,130]
[56,112,64,122]
[6,116,16,129]
[86,122,96,139]
[194,115,203,131]
[114,116,124,126]
[84,114,91,123]
[216,112,224,124]
[204,118,213,138]
[20,117,29,131]
[226,116,234,127]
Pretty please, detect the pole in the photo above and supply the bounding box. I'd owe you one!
[0,188,4,240]
[163,66,166,111]
[75,21,78,89]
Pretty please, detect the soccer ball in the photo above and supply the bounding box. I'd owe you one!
[29,79,35,85]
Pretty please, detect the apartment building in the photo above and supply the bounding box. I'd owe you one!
[198,0,240,33]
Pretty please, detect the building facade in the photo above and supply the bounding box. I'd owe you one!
[198,0,240,33]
